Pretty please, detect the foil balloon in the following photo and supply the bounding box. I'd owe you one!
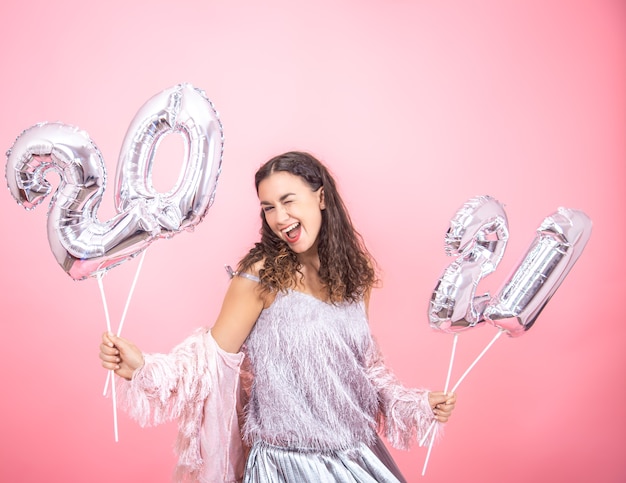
[429,195,509,333]
[5,83,224,280]
[115,83,224,236]
[484,207,592,337]
[5,122,161,280]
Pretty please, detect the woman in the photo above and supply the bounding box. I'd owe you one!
[100,151,456,482]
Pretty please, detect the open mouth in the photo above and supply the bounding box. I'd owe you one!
[283,222,301,242]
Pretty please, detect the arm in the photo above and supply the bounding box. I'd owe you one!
[106,328,249,481]
[364,293,456,449]
[211,271,266,353]
[97,272,264,481]
[98,272,264,422]
[365,337,435,449]
[99,271,264,371]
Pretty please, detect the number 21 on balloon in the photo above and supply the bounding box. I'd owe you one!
[429,195,592,337]
[420,195,592,476]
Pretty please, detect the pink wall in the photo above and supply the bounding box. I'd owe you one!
[1,1,624,481]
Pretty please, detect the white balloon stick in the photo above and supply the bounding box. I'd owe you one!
[98,274,119,443]
[450,329,503,394]
[421,333,458,475]
[99,251,148,443]
[421,329,504,476]
[103,251,147,396]
[420,333,459,447]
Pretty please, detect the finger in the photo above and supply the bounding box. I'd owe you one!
[435,408,452,417]
[102,331,116,347]
[432,409,446,423]
[101,359,120,370]
[99,352,121,364]
[429,391,449,407]
[434,404,452,413]
[99,342,119,356]
[110,335,134,353]
[435,406,453,420]
[439,403,455,415]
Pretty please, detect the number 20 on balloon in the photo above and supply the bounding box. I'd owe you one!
[5,83,223,281]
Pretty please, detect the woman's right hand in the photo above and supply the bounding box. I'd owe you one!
[99,332,144,381]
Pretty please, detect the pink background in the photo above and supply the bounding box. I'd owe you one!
[1,1,624,481]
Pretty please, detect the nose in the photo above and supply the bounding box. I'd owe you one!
[275,204,289,223]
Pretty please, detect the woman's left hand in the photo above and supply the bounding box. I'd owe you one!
[428,391,457,423]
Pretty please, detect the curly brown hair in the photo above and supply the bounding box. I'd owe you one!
[237,151,377,303]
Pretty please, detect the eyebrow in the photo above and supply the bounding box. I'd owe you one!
[260,193,296,205]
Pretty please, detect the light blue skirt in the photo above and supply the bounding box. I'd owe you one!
[243,436,407,483]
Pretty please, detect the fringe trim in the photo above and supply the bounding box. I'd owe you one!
[365,337,439,450]
[116,328,237,481]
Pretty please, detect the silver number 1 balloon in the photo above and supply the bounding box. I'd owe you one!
[484,207,592,336]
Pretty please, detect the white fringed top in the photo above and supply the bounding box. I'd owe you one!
[243,290,379,450]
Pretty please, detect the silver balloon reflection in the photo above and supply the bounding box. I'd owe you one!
[5,122,161,280]
[5,83,224,280]
[115,83,224,236]
[429,196,509,333]
[484,208,592,337]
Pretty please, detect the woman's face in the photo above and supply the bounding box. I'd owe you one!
[258,171,325,257]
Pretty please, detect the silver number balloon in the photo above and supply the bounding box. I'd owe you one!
[429,197,592,337]
[429,196,509,333]
[484,207,592,336]
[115,83,223,236]
[5,83,223,280]
[5,122,162,280]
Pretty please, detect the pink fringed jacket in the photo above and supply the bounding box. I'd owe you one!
[117,291,436,482]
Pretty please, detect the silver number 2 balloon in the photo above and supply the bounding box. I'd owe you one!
[5,83,223,280]
[429,196,592,337]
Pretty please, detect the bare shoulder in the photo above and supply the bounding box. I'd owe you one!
[240,258,278,308]
[211,264,267,353]
[243,258,265,278]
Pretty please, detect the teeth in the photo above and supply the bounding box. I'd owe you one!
[283,222,299,233]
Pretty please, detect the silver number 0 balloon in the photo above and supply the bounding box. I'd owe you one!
[5,83,223,280]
